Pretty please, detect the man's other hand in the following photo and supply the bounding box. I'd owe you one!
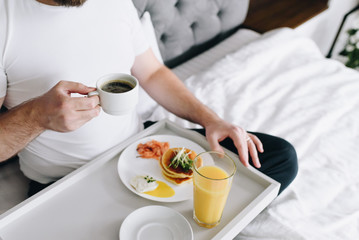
[205,120,264,168]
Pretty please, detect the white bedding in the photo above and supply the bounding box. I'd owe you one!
[148,28,359,239]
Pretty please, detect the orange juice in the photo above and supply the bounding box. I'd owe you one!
[193,165,231,227]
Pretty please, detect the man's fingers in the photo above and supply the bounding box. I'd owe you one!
[249,133,264,153]
[77,105,101,119]
[205,124,263,169]
[229,132,249,167]
[57,80,96,95]
[248,139,261,168]
[235,140,249,167]
[71,95,100,111]
[53,81,99,111]
[63,106,101,131]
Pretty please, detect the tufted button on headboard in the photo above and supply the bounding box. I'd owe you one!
[132,0,249,68]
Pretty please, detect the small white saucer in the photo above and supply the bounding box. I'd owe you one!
[120,205,193,240]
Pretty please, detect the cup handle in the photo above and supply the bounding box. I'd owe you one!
[87,90,99,97]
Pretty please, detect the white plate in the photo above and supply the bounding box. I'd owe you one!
[117,134,206,202]
[120,205,193,240]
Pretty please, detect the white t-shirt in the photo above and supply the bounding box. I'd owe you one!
[0,0,149,183]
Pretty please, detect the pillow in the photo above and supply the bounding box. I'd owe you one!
[137,11,162,120]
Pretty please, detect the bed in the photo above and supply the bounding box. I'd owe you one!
[135,0,359,239]
[1,0,359,239]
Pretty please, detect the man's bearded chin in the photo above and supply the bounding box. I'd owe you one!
[53,0,87,7]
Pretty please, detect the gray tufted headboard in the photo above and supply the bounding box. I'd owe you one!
[132,0,249,68]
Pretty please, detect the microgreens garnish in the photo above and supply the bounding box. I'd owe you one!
[168,147,193,172]
[144,175,156,183]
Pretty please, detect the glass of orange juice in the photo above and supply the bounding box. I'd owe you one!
[193,151,236,228]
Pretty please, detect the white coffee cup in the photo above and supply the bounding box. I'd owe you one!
[88,73,139,115]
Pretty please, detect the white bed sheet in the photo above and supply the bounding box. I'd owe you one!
[149,28,359,239]
[172,28,261,81]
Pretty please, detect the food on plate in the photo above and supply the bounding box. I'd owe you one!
[130,175,175,198]
[130,175,159,193]
[160,147,202,185]
[136,140,170,161]
[162,174,192,185]
[144,180,175,198]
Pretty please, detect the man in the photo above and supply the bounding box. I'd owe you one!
[0,0,297,196]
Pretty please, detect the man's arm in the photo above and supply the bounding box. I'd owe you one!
[0,96,43,161]
[132,50,218,127]
[0,81,100,162]
[131,49,263,168]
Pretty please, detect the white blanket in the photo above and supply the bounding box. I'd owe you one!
[149,28,359,239]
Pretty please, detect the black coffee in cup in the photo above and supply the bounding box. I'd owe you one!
[101,80,135,93]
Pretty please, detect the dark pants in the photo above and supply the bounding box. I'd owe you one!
[28,121,298,196]
[192,128,298,194]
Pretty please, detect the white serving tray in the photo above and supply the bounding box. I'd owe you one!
[0,119,279,240]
